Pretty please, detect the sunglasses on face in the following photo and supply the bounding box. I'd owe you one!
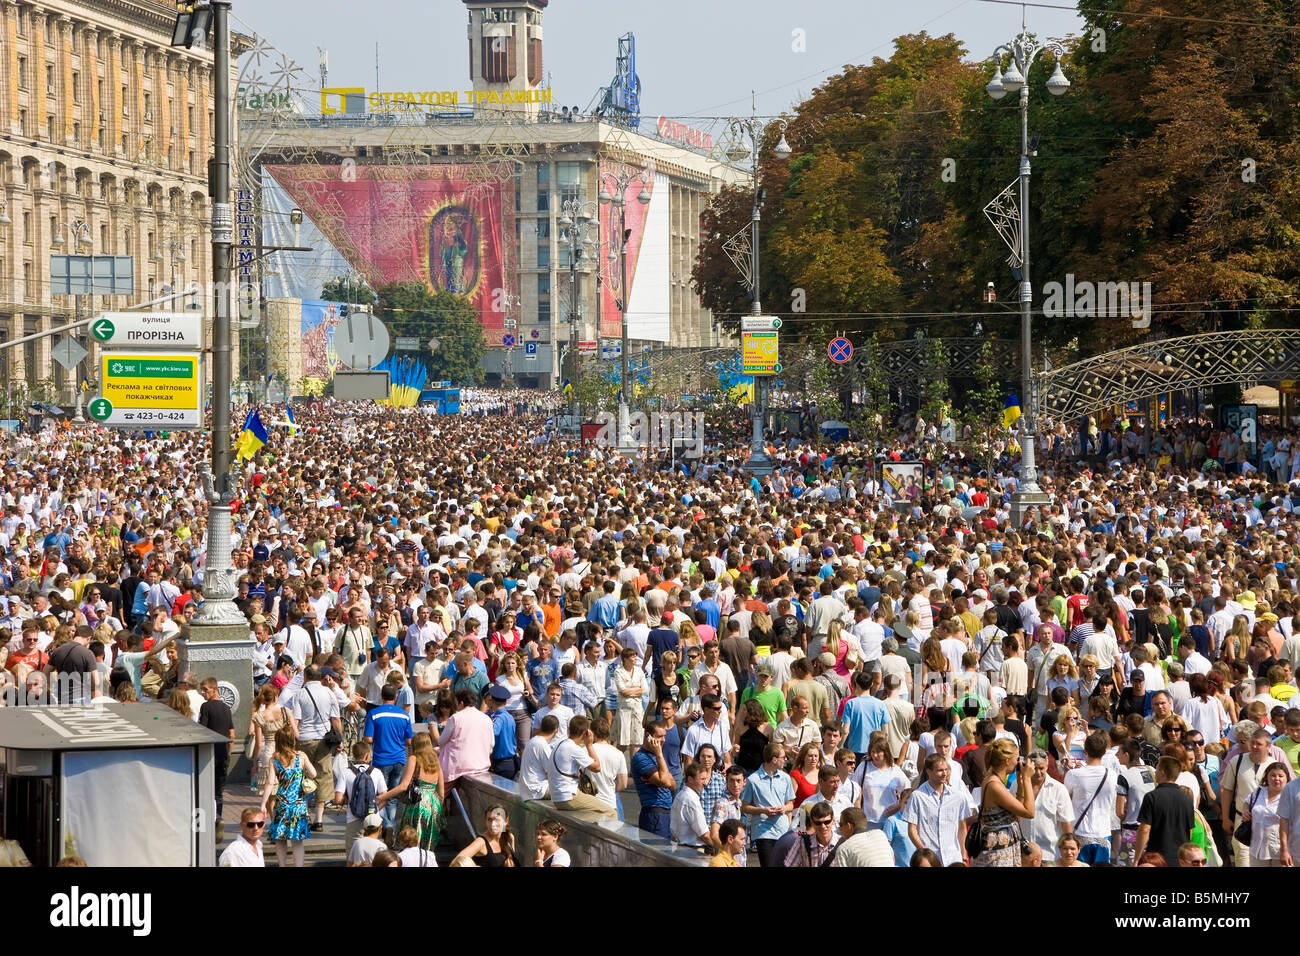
[244,820,266,829]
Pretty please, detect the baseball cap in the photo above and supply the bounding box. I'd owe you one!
[363,813,384,831]
[756,661,775,677]
[818,652,836,668]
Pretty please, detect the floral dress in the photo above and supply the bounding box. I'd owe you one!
[972,800,1021,867]
[267,755,310,842]
[398,775,445,851]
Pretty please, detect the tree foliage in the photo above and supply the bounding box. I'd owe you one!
[373,282,486,386]
[694,6,1300,363]
[320,275,375,306]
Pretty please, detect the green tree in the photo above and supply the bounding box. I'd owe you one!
[373,282,486,386]
[320,275,375,307]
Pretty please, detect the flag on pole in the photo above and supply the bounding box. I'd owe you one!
[1003,394,1022,429]
[562,379,572,397]
[234,408,269,461]
[285,402,296,436]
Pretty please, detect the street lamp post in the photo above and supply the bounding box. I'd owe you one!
[985,33,1069,528]
[52,219,93,419]
[598,167,651,457]
[557,198,599,412]
[720,115,791,476]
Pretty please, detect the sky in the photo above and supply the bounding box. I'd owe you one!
[234,0,1084,126]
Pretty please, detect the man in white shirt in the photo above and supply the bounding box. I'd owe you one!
[1062,731,1119,865]
[670,762,714,849]
[1115,738,1155,867]
[533,682,576,741]
[331,741,387,850]
[404,605,445,674]
[681,693,733,765]
[218,808,266,867]
[545,715,615,817]
[517,714,559,800]
[276,619,315,672]
[1018,750,1073,864]
[795,766,855,837]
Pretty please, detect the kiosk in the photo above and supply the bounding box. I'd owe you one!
[0,706,227,866]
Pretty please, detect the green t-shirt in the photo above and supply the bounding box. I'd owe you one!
[1277,735,1300,777]
[741,685,786,727]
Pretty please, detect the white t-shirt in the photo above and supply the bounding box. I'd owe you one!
[670,786,709,846]
[1117,763,1155,827]
[589,741,627,811]
[330,756,387,823]
[1062,764,1118,841]
[1018,775,1073,863]
[397,846,438,867]
[546,737,594,803]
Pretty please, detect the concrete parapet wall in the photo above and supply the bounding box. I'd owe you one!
[449,773,706,868]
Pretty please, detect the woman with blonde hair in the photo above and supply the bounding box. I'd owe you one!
[1223,615,1251,664]
[249,683,292,793]
[677,618,701,650]
[971,737,1034,867]
[1051,704,1087,771]
[166,687,194,720]
[1045,653,1079,702]
[378,733,444,851]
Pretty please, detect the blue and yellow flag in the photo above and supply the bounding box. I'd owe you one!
[1003,394,1021,429]
[235,408,269,461]
[562,379,573,397]
[79,378,91,393]
[285,402,296,436]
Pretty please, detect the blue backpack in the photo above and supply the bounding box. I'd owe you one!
[348,762,377,819]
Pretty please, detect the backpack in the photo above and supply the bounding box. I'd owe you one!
[348,762,378,819]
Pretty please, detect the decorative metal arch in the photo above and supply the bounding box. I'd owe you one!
[871,337,1019,384]
[1036,329,1300,422]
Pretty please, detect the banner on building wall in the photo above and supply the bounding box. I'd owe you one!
[599,161,656,341]
[267,164,516,344]
[301,299,345,380]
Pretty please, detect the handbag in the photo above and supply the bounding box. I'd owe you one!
[405,764,424,805]
[964,782,987,860]
[243,735,256,760]
[522,684,540,715]
[1233,788,1259,847]
[554,742,600,797]
[307,684,343,749]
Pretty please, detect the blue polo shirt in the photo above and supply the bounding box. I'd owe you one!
[740,766,795,840]
[841,694,891,753]
[363,704,412,766]
[631,748,673,810]
[490,707,517,760]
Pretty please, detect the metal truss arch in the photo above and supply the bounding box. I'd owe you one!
[1036,329,1300,423]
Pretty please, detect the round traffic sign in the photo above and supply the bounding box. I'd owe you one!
[91,318,115,342]
[774,363,783,373]
[88,398,113,421]
[829,337,853,364]
[502,333,516,348]
[333,313,391,369]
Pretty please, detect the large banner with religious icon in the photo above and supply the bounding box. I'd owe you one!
[266,163,516,345]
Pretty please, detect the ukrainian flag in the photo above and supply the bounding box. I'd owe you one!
[1003,394,1021,429]
[234,408,269,462]
[562,379,573,397]
[285,402,296,436]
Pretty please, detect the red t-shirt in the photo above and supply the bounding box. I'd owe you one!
[1066,594,1090,629]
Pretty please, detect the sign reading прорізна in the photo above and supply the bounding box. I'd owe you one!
[91,312,203,349]
[90,353,202,429]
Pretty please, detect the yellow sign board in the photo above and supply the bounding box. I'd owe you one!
[742,331,780,375]
[95,353,201,428]
[321,86,553,115]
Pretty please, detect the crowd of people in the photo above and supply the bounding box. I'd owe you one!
[3,386,1300,869]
